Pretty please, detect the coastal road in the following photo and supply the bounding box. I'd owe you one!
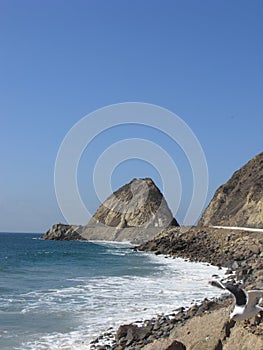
[212,225,263,233]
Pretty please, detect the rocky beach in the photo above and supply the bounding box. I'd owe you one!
[89,225,263,350]
[138,226,263,288]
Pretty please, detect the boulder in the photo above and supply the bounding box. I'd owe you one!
[189,337,222,350]
[116,323,153,346]
[142,339,186,350]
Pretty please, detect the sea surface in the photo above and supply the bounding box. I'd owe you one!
[0,232,225,350]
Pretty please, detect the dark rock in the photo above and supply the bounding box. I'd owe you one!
[142,339,186,350]
[195,300,217,315]
[116,323,153,345]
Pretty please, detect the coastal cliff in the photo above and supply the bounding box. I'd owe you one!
[199,151,263,228]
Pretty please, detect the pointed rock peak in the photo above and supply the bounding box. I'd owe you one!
[89,177,179,229]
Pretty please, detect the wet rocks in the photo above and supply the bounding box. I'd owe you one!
[91,314,178,349]
[90,299,227,350]
[137,226,263,288]
[116,322,153,347]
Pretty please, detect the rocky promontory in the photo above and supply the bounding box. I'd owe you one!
[42,178,178,243]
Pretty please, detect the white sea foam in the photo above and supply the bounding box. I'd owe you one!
[89,240,133,246]
[14,250,226,350]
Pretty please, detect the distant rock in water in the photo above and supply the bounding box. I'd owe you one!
[199,152,263,228]
[43,178,178,243]
[43,223,83,240]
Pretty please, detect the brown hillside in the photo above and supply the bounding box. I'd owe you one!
[199,152,263,228]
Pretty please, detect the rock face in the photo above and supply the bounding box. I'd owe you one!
[199,152,263,228]
[42,223,83,240]
[43,178,178,243]
[81,178,178,243]
[89,178,178,229]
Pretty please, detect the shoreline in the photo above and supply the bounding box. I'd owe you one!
[137,226,263,288]
[90,296,234,350]
[88,254,228,350]
[89,226,263,349]
[87,249,227,349]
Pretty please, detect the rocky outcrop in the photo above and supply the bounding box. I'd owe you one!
[88,178,178,229]
[42,223,83,240]
[199,152,263,228]
[43,178,178,243]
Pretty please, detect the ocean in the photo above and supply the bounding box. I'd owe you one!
[0,232,225,350]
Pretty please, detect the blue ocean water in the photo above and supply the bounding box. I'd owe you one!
[0,232,224,350]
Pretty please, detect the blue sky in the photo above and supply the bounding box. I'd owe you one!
[0,0,262,232]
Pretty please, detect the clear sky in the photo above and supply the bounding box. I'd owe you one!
[0,0,262,232]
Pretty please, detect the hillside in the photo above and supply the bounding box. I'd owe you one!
[199,152,263,228]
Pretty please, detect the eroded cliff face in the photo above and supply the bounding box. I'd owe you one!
[199,152,263,228]
[89,178,178,229]
[43,178,178,243]
[81,178,178,243]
